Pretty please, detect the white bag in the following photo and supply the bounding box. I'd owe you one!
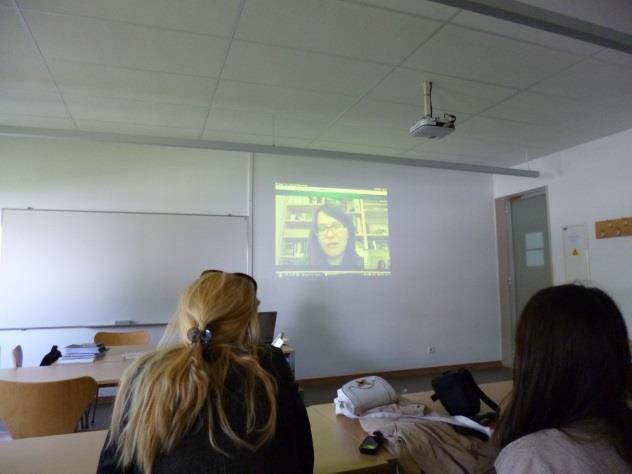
[334,376,397,418]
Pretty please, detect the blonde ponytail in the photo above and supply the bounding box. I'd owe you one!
[108,272,277,473]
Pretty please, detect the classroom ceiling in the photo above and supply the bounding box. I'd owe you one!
[1,0,632,168]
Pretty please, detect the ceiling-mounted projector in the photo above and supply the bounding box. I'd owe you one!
[409,81,456,139]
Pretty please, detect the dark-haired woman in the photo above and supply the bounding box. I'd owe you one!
[309,203,363,269]
[494,284,632,473]
[97,271,313,474]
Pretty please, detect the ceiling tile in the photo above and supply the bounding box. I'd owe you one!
[17,0,242,37]
[317,123,421,149]
[593,49,632,68]
[0,0,14,6]
[212,80,357,121]
[49,60,215,105]
[64,94,209,128]
[353,0,458,20]
[0,54,57,94]
[457,116,563,146]
[204,107,275,136]
[236,0,441,65]
[0,6,39,57]
[531,59,632,101]
[369,67,516,114]
[0,113,75,129]
[75,119,202,138]
[202,129,275,145]
[309,140,404,156]
[275,117,332,140]
[222,41,391,96]
[404,25,582,89]
[481,91,598,126]
[0,89,68,117]
[451,11,602,56]
[337,98,458,129]
[23,11,230,76]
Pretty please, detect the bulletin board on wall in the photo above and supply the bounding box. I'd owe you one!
[0,209,249,329]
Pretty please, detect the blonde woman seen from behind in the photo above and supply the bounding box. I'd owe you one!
[97,271,314,474]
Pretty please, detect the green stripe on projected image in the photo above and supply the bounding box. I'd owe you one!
[276,190,386,200]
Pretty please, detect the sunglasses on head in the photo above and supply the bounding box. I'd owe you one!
[200,269,258,294]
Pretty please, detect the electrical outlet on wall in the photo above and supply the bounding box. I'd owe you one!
[427,346,436,354]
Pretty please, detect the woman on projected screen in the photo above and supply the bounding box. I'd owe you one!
[309,203,363,269]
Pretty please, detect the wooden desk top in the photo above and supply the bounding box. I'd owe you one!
[0,408,394,474]
[0,381,511,474]
[310,380,513,444]
[0,430,108,474]
[308,406,395,473]
[0,345,148,385]
[0,345,296,386]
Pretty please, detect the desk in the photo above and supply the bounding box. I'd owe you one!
[0,345,296,386]
[0,410,394,474]
[0,345,147,385]
[308,380,513,471]
[0,381,511,474]
[308,407,395,473]
[311,380,513,440]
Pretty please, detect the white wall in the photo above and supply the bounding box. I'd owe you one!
[0,136,503,376]
[494,128,632,331]
[0,136,250,367]
[253,154,501,379]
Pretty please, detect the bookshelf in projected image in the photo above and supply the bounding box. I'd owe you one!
[279,195,390,270]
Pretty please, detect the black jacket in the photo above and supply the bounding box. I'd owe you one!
[97,347,313,474]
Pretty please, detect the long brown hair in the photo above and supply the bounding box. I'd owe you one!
[108,272,278,473]
[495,284,631,461]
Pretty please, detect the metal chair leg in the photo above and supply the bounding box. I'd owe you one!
[91,389,100,425]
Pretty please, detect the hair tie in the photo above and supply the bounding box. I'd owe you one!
[187,326,213,347]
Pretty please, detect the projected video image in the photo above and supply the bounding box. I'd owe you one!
[275,184,390,276]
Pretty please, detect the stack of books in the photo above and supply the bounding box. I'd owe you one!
[58,343,107,364]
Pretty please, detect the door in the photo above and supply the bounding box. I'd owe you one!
[496,189,553,365]
[510,193,552,319]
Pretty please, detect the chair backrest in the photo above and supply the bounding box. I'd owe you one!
[0,377,98,439]
[12,345,23,368]
[94,330,150,346]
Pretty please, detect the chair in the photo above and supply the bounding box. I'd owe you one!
[0,377,98,439]
[90,330,149,425]
[94,330,149,346]
[12,345,23,368]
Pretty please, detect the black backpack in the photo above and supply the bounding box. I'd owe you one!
[430,368,500,424]
[40,345,62,366]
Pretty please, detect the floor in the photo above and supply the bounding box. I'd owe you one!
[0,366,513,436]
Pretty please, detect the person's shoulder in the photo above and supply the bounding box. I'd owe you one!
[258,345,286,366]
[495,428,630,474]
[257,345,293,381]
[495,429,567,474]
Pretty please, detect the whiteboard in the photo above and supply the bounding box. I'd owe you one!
[0,209,249,329]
